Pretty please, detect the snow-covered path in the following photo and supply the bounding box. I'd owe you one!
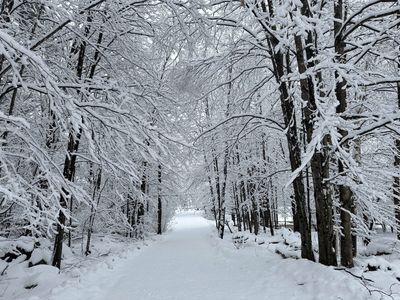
[46,212,369,300]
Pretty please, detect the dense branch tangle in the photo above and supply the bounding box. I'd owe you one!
[190,0,400,268]
[1,0,400,273]
[0,0,183,268]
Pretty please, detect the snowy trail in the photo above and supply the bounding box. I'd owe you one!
[45,212,368,300]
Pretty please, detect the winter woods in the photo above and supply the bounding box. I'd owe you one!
[0,0,182,268]
[1,0,400,274]
[187,0,400,268]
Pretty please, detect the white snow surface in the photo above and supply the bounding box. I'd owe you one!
[3,211,399,300]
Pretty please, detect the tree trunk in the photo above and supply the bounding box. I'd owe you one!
[274,50,314,261]
[204,150,217,227]
[233,182,242,231]
[217,147,228,238]
[394,3,400,240]
[334,0,354,267]
[252,0,315,258]
[394,77,400,239]
[52,131,81,268]
[85,168,102,255]
[52,11,105,267]
[136,161,148,239]
[157,164,162,235]
[289,0,336,265]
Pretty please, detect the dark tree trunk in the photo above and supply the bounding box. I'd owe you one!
[394,101,400,237]
[52,130,81,268]
[218,148,228,239]
[204,150,217,227]
[394,5,400,240]
[85,168,102,255]
[157,164,162,235]
[251,0,315,258]
[274,51,314,261]
[135,161,148,239]
[52,14,100,267]
[246,212,252,233]
[233,183,242,231]
[289,0,336,266]
[205,97,225,235]
[334,0,354,267]
[247,168,259,235]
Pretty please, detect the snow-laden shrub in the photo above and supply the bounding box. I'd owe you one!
[362,257,393,272]
[0,236,71,268]
[232,233,249,249]
[359,237,399,256]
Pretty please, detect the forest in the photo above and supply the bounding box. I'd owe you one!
[1,0,400,299]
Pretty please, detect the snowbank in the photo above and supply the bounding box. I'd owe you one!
[0,234,157,300]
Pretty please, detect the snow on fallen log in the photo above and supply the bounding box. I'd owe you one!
[275,244,301,259]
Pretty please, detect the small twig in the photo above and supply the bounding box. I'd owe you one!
[335,267,374,283]
[1,265,9,276]
[99,250,111,257]
[335,267,398,299]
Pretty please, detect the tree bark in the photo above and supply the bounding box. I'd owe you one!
[85,168,102,255]
[157,164,162,235]
[52,13,98,267]
[394,1,400,240]
[334,0,354,267]
[290,0,336,266]
[273,49,314,261]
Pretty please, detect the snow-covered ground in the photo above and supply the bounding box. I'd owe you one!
[2,211,400,300]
